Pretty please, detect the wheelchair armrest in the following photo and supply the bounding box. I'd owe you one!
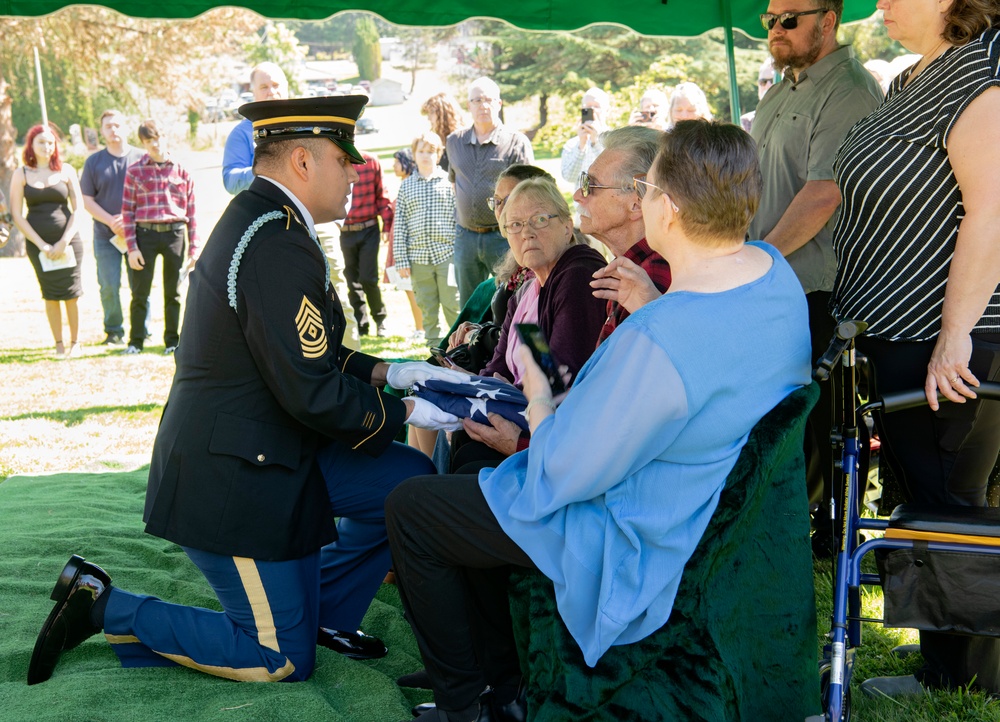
[889,503,1000,539]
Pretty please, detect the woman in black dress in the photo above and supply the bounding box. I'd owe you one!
[10,125,85,357]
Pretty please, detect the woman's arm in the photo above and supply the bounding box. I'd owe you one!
[57,166,84,247]
[927,86,1000,409]
[509,326,688,517]
[9,168,49,252]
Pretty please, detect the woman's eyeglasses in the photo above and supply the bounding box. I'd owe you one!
[578,171,627,198]
[503,213,560,235]
[487,194,508,211]
[633,174,680,212]
[759,8,828,31]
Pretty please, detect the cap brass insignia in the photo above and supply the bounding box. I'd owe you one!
[296,296,327,359]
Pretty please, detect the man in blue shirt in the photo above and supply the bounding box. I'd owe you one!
[222,62,287,195]
[80,110,145,345]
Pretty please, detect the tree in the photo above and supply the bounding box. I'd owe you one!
[395,27,456,94]
[243,21,308,95]
[353,16,382,81]
[0,7,260,256]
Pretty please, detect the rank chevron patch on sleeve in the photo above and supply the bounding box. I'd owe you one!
[295,296,328,359]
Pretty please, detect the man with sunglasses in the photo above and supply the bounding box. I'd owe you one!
[749,0,881,551]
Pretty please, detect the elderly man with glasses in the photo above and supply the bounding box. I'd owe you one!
[576,126,673,344]
[446,77,534,306]
[749,0,881,551]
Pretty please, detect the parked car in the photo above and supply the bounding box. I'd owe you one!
[356,117,377,134]
[239,92,254,105]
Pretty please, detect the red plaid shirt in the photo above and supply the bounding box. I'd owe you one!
[344,152,392,228]
[596,238,671,345]
[122,153,198,256]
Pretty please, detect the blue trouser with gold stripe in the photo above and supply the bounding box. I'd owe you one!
[103,440,434,682]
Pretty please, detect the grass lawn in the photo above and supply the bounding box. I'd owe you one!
[1,245,998,719]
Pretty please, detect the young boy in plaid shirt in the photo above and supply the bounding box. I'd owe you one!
[392,131,459,347]
[122,119,198,355]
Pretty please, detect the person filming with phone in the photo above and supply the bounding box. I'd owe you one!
[559,87,611,185]
[384,121,812,722]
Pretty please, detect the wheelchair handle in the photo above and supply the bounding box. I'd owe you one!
[874,381,1000,413]
[812,319,868,382]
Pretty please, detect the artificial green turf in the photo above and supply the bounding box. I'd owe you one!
[0,470,431,721]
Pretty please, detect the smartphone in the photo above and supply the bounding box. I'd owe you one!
[430,346,459,369]
[639,110,655,123]
[515,323,566,394]
[581,107,595,123]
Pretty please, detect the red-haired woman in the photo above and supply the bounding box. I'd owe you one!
[10,124,86,357]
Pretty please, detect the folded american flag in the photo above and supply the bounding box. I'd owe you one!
[413,376,529,430]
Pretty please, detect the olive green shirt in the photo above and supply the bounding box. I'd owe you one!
[749,45,882,294]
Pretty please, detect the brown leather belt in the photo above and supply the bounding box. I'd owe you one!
[341,218,378,232]
[461,224,500,234]
[137,221,186,232]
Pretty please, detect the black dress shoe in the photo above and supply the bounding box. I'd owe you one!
[491,678,527,722]
[398,667,433,689]
[27,555,112,685]
[358,323,370,337]
[408,695,493,722]
[316,628,387,660]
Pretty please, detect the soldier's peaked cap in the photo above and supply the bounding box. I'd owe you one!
[239,95,368,164]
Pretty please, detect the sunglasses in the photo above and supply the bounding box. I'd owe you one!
[578,171,626,198]
[760,8,828,31]
[487,194,508,212]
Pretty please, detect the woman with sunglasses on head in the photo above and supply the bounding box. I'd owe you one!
[830,0,1000,700]
[385,121,812,722]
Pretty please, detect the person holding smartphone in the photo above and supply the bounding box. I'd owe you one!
[559,87,610,186]
[386,121,812,722]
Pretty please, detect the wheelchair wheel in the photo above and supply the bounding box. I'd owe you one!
[819,659,852,722]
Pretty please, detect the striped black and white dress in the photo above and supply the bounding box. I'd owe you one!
[830,27,1000,341]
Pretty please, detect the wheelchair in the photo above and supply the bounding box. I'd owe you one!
[814,320,1000,722]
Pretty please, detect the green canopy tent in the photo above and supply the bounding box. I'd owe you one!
[2,0,875,121]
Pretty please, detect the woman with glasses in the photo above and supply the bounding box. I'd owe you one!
[446,176,607,473]
[830,0,1000,699]
[385,121,812,722]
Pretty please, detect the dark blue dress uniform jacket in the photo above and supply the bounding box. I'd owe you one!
[143,178,406,561]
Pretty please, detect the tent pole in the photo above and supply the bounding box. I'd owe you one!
[720,1,742,123]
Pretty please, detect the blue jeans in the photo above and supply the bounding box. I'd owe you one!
[94,228,148,337]
[453,225,508,308]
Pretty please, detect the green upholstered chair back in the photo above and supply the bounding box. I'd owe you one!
[509,382,821,722]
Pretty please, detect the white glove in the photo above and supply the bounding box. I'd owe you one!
[405,397,464,431]
[385,360,468,390]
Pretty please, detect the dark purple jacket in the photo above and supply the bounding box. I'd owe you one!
[483,243,607,385]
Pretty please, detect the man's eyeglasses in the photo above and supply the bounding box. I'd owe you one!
[469,96,496,106]
[760,8,828,31]
[578,171,626,198]
[633,174,680,212]
[487,194,508,212]
[503,213,560,236]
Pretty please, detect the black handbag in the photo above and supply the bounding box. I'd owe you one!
[439,323,502,373]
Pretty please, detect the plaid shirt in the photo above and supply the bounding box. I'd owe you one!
[122,153,198,256]
[344,152,392,227]
[597,238,671,345]
[392,168,456,269]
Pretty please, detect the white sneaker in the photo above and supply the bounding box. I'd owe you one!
[124,345,142,355]
[410,329,426,341]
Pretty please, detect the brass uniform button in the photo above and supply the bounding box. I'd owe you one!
[257,454,266,462]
